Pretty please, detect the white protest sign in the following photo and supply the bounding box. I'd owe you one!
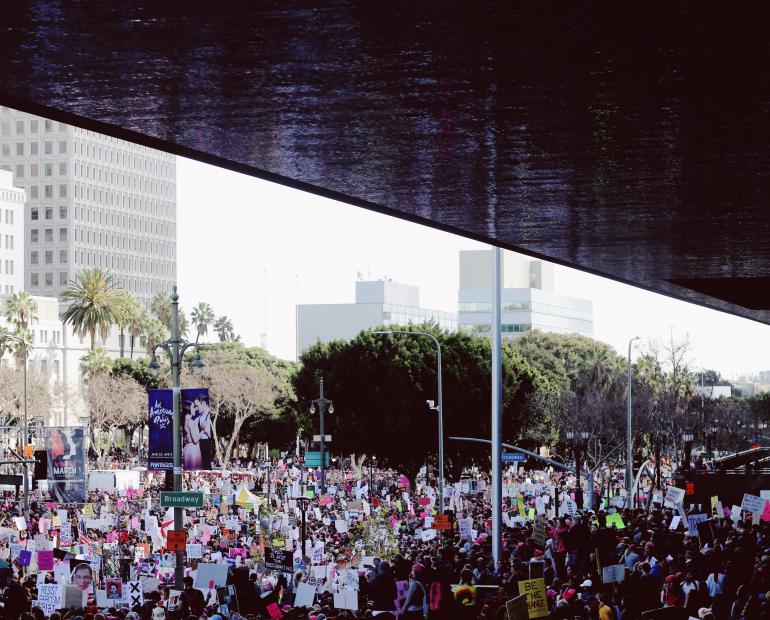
[664,486,686,508]
[333,589,358,611]
[38,584,62,612]
[294,582,316,607]
[668,515,681,530]
[741,493,766,514]
[186,544,203,559]
[420,528,437,542]
[602,564,625,584]
[686,514,708,537]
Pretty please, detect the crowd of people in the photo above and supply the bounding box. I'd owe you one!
[0,460,767,620]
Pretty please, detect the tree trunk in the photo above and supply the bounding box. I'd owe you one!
[129,335,135,360]
[90,327,96,351]
[119,327,125,358]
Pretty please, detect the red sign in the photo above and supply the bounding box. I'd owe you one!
[167,530,187,551]
[418,497,431,506]
[432,514,452,531]
[686,482,695,496]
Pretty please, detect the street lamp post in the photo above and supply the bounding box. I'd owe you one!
[5,333,29,520]
[149,286,205,590]
[297,496,311,559]
[369,455,377,499]
[681,428,694,471]
[627,336,639,507]
[310,378,333,495]
[373,330,444,514]
[566,430,590,508]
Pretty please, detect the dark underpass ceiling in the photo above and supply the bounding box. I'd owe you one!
[2,2,770,323]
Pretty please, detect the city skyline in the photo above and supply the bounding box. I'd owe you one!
[176,156,770,380]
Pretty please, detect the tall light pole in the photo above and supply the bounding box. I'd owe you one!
[373,330,444,514]
[310,378,333,495]
[491,246,503,565]
[627,336,639,507]
[149,286,205,589]
[6,333,29,519]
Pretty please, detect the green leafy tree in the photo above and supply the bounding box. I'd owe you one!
[115,289,142,358]
[61,268,124,350]
[214,316,236,342]
[140,315,167,357]
[4,291,38,365]
[293,324,550,481]
[191,303,215,342]
[80,346,113,380]
[111,357,161,389]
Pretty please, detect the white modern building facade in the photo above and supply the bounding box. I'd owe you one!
[0,170,24,294]
[458,250,593,338]
[297,279,457,357]
[0,107,176,307]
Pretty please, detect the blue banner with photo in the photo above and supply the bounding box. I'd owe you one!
[147,388,174,471]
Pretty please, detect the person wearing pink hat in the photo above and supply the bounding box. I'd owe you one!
[401,563,428,619]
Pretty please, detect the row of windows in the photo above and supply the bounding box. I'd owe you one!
[21,183,67,200]
[462,323,532,334]
[31,250,67,265]
[1,234,14,250]
[30,205,67,221]
[0,357,61,381]
[74,136,174,177]
[29,271,67,287]
[3,140,67,157]
[458,300,593,322]
[1,260,15,275]
[75,162,174,198]
[0,190,23,204]
[1,209,14,225]
[76,250,175,278]
[74,184,174,216]
[30,228,67,243]
[2,285,14,294]
[0,117,65,135]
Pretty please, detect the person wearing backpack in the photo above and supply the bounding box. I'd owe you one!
[427,565,455,619]
[402,563,429,619]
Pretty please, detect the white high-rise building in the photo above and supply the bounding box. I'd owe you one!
[458,250,593,338]
[0,107,176,306]
[0,169,24,294]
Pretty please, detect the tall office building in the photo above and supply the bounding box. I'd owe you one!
[0,107,176,306]
[0,169,24,294]
[458,250,593,338]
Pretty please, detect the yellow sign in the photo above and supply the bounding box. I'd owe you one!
[518,578,548,618]
[23,444,33,458]
[710,495,718,515]
[82,503,95,518]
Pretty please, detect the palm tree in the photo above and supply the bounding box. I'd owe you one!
[60,267,124,350]
[140,315,167,357]
[128,308,145,360]
[150,291,173,332]
[80,346,113,380]
[0,326,11,360]
[4,291,38,332]
[178,308,189,339]
[190,302,215,343]
[214,316,234,342]
[114,289,140,358]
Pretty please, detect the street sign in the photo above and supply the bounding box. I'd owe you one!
[160,491,204,508]
[312,435,332,442]
[502,453,526,462]
[304,451,330,467]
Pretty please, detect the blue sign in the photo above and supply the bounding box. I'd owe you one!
[502,452,526,462]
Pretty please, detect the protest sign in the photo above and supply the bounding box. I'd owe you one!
[186,543,203,559]
[166,530,187,552]
[602,564,625,584]
[294,582,316,607]
[741,493,766,514]
[518,578,548,618]
[532,517,547,548]
[664,486,685,508]
[506,595,530,620]
[193,564,229,589]
[264,547,293,572]
[686,514,708,537]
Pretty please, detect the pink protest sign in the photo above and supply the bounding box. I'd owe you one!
[37,550,54,571]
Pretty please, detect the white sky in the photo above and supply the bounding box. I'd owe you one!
[176,157,770,379]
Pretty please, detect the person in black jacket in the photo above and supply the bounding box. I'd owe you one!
[369,560,397,617]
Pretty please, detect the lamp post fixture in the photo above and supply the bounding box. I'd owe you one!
[148,286,205,590]
[681,428,694,470]
[626,336,640,506]
[5,333,29,519]
[309,378,334,495]
[373,330,444,514]
[369,455,377,499]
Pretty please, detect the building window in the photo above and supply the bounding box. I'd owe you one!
[45,119,52,132]
[15,120,24,134]
[30,251,38,265]
[59,228,67,241]
[45,207,53,220]
[45,250,53,264]
[15,143,23,156]
[30,163,38,177]
[30,142,38,155]
[30,230,38,243]
[59,272,68,285]
[30,119,38,133]
[59,140,67,154]
[45,229,53,242]
[44,141,52,154]
[59,249,67,263]
[15,164,23,179]
[45,163,52,176]
[59,162,67,175]
[31,208,38,220]
[59,184,67,198]
[45,272,53,286]
[44,185,52,198]
[30,273,38,286]
[30,186,38,199]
